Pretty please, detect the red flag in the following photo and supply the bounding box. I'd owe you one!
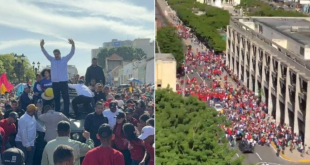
[0,73,14,92]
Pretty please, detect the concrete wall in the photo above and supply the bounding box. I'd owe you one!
[146,58,154,84]
[123,62,133,83]
[155,59,176,91]
[258,23,303,57]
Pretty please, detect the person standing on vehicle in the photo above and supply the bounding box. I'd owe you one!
[19,84,33,111]
[81,124,124,165]
[33,74,42,104]
[85,58,105,86]
[37,105,69,142]
[40,39,75,116]
[41,121,94,165]
[68,80,94,119]
[15,104,45,165]
[84,102,109,147]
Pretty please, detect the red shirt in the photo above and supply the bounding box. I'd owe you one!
[0,127,5,153]
[128,139,145,161]
[145,142,154,165]
[82,147,124,165]
[0,119,16,144]
[113,124,128,150]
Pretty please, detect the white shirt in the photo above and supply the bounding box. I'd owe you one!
[117,100,124,107]
[102,109,123,129]
[41,46,75,82]
[68,84,94,97]
[15,113,46,147]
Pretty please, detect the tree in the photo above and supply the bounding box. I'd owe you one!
[0,54,35,84]
[156,26,185,67]
[167,0,230,52]
[96,47,146,69]
[155,88,244,165]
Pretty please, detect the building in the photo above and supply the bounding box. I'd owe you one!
[107,66,122,86]
[105,54,123,73]
[155,53,176,91]
[91,38,154,60]
[146,56,155,84]
[226,17,310,143]
[122,62,134,84]
[44,65,78,78]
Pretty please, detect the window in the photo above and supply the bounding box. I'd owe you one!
[259,25,263,33]
[300,47,305,55]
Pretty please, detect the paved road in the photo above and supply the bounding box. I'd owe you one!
[157,0,310,164]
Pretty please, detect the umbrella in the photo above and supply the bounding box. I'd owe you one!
[128,78,143,84]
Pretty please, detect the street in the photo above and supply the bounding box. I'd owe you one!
[157,0,310,164]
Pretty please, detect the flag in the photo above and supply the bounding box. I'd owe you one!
[0,73,14,92]
[0,84,7,95]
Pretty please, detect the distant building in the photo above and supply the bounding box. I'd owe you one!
[105,54,123,73]
[91,38,155,60]
[146,56,155,84]
[155,53,176,91]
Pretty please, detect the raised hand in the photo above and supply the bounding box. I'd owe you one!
[40,39,45,47]
[68,39,75,45]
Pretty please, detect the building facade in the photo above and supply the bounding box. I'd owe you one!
[105,54,123,72]
[226,17,310,143]
[146,57,155,84]
[155,53,176,91]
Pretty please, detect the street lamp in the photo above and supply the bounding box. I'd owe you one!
[32,61,40,74]
[14,54,25,83]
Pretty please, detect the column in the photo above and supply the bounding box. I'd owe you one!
[226,26,230,68]
[275,61,281,124]
[254,48,259,94]
[261,51,266,102]
[268,56,274,116]
[248,43,253,91]
[243,48,247,86]
[238,46,242,80]
[304,82,310,146]
[294,73,300,134]
[284,67,290,125]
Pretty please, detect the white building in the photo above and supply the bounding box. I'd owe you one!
[146,57,155,84]
[155,53,176,91]
[227,17,310,143]
[121,62,134,84]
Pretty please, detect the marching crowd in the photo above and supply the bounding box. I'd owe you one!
[176,24,309,156]
[0,39,155,165]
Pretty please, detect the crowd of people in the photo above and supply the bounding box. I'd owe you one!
[0,39,155,165]
[174,19,308,157]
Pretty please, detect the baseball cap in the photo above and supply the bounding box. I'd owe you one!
[8,112,18,120]
[109,101,117,109]
[26,104,38,112]
[98,124,113,138]
[125,108,134,114]
[114,112,125,119]
[138,126,154,140]
[2,147,25,165]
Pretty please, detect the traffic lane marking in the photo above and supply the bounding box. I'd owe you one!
[256,152,263,161]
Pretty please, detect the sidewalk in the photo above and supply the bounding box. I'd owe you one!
[270,142,310,163]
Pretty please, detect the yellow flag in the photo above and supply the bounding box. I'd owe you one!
[0,84,7,95]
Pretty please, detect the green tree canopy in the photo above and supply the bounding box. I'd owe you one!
[0,53,35,84]
[155,88,243,165]
[156,26,184,67]
[167,0,230,52]
[237,0,308,17]
[96,47,146,69]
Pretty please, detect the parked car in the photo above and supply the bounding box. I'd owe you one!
[213,104,223,112]
[239,140,255,153]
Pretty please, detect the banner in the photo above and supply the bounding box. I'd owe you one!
[0,84,7,95]
[0,73,14,92]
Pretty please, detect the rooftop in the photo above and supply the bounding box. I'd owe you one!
[155,53,175,61]
[253,18,310,45]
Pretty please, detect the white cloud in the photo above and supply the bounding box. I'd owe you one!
[0,39,96,50]
[31,0,154,23]
[0,0,155,40]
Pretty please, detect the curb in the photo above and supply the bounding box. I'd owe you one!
[270,142,310,163]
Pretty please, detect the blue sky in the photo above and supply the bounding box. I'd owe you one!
[0,0,155,75]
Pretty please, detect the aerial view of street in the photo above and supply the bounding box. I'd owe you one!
[156,0,310,165]
[0,0,155,165]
